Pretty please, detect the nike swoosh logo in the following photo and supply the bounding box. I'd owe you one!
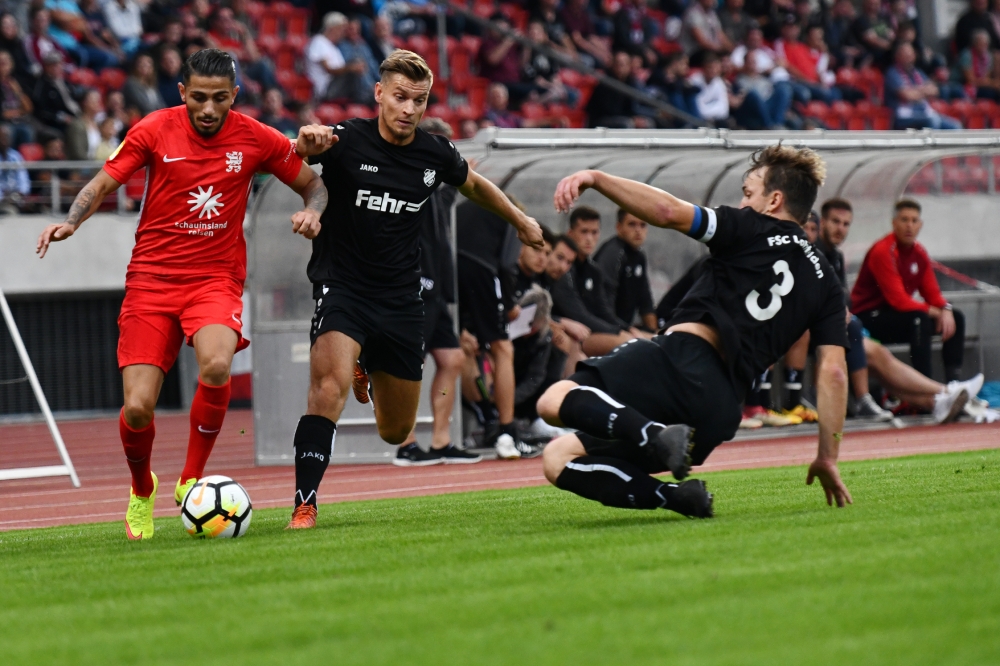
[232,314,241,324]
[198,426,220,434]
[163,155,186,162]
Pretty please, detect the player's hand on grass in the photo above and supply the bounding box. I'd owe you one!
[36,222,75,258]
[291,209,322,239]
[554,170,597,213]
[518,216,544,249]
[295,125,337,157]
[807,458,853,507]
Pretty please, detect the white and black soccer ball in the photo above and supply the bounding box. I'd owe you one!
[181,475,253,538]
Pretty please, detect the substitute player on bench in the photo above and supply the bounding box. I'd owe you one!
[537,145,852,517]
[286,50,543,528]
[35,49,330,540]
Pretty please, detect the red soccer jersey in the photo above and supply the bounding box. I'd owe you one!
[103,106,303,283]
[851,232,948,314]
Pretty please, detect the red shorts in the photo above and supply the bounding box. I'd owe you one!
[117,274,249,373]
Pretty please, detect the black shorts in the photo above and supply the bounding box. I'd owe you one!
[423,295,459,351]
[570,332,741,467]
[458,258,508,344]
[310,283,425,381]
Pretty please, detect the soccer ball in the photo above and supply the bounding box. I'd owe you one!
[181,475,253,538]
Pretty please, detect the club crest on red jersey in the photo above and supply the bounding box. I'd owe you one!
[226,151,243,173]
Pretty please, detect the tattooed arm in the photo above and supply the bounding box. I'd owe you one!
[36,169,123,258]
[286,162,327,240]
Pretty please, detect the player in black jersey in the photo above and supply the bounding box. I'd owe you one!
[536,145,853,517]
[286,51,543,528]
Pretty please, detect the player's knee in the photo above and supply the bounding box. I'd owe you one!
[436,348,464,373]
[820,360,847,389]
[122,399,155,429]
[537,380,577,423]
[199,356,231,386]
[308,373,347,413]
[378,420,413,445]
[542,435,577,485]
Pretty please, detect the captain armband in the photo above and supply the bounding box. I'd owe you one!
[686,206,717,243]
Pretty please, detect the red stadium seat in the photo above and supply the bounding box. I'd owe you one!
[18,142,43,161]
[258,14,279,37]
[285,9,310,36]
[316,104,346,125]
[68,67,98,88]
[406,34,432,57]
[284,33,309,51]
[99,68,126,91]
[256,33,280,56]
[345,104,377,119]
[269,1,295,19]
[466,77,490,115]
[427,103,457,122]
[872,107,892,130]
[238,104,260,119]
[519,102,546,120]
[460,34,482,57]
[274,45,299,71]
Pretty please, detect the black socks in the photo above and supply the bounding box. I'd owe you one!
[784,368,802,410]
[293,415,336,508]
[747,369,772,411]
[558,386,664,446]
[555,456,677,510]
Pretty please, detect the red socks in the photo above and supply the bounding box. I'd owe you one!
[120,409,155,497]
[180,379,231,482]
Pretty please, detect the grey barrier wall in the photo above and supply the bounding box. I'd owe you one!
[219,130,1000,464]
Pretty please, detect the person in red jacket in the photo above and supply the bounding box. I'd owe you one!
[851,199,965,381]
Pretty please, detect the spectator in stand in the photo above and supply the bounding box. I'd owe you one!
[338,18,381,94]
[730,23,790,83]
[188,0,212,31]
[0,50,35,146]
[531,0,577,58]
[367,16,396,63]
[885,42,961,130]
[31,51,79,137]
[318,0,376,24]
[560,0,611,68]
[479,13,533,101]
[383,0,438,39]
[0,13,36,89]
[158,15,212,56]
[102,0,143,58]
[647,52,701,120]
[613,0,658,66]
[522,20,575,106]
[65,88,101,160]
[179,9,217,57]
[24,8,70,75]
[690,51,778,129]
[681,0,733,57]
[103,89,128,137]
[956,0,1000,52]
[778,20,841,104]
[156,45,183,108]
[208,6,278,92]
[852,199,967,382]
[0,123,29,214]
[122,53,165,118]
[586,50,654,128]
[791,0,813,31]
[720,0,754,47]
[483,82,522,128]
[44,0,119,71]
[296,100,322,126]
[593,209,657,331]
[230,0,260,38]
[895,21,964,101]
[79,0,125,62]
[551,207,642,357]
[306,12,364,102]
[259,88,298,137]
[823,0,861,69]
[93,115,119,161]
[734,45,794,128]
[34,135,78,212]
[959,28,1000,102]
[852,0,895,67]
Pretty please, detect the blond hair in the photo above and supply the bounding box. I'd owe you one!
[746,144,827,224]
[379,49,433,85]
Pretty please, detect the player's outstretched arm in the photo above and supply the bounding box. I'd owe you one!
[808,344,853,508]
[295,124,338,157]
[554,170,696,233]
[36,169,122,258]
[459,168,544,249]
[287,162,327,240]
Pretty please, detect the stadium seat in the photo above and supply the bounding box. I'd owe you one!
[274,46,299,71]
[466,77,490,115]
[316,104,346,125]
[460,34,482,57]
[407,35,432,57]
[872,107,892,130]
[256,33,280,56]
[285,9,310,36]
[18,142,43,161]
[269,1,295,19]
[960,156,988,192]
[284,33,309,51]
[68,67,98,88]
[259,14,279,37]
[519,102,546,120]
[345,104,377,119]
[238,105,260,119]
[472,0,494,19]
[99,68,126,92]
[905,163,936,194]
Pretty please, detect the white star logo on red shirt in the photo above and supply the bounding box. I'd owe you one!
[187,185,225,219]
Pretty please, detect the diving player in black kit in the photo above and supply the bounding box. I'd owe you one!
[536,145,853,517]
[286,51,543,528]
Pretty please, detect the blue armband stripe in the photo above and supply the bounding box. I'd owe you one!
[688,205,704,239]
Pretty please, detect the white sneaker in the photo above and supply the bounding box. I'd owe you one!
[528,417,573,440]
[933,385,970,424]
[855,393,894,421]
[947,373,985,403]
[494,434,521,460]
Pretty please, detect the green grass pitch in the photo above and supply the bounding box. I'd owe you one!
[2,449,999,666]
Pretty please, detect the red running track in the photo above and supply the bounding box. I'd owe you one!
[1,410,998,531]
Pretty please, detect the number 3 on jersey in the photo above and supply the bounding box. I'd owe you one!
[746,260,794,321]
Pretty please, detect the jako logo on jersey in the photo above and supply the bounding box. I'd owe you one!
[360,164,378,172]
[423,169,436,187]
[188,185,225,219]
[355,190,427,213]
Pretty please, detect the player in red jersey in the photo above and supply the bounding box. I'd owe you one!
[35,49,330,540]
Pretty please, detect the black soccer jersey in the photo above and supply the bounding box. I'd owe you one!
[308,118,469,298]
[666,205,847,391]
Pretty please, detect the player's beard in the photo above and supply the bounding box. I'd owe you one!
[189,108,230,137]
